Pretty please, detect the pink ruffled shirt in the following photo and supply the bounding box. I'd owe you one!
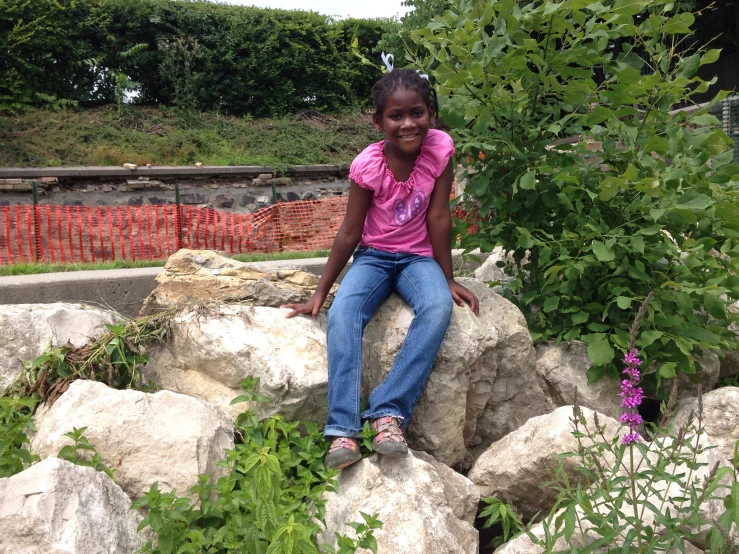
[349,129,455,258]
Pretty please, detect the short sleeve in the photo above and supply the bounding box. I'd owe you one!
[416,130,455,179]
[349,142,385,193]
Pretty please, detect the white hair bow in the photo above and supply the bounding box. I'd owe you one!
[381,52,394,72]
[380,51,429,81]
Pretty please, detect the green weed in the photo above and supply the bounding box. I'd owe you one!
[0,396,38,477]
[57,426,116,480]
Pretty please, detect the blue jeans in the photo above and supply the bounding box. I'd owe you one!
[324,247,454,438]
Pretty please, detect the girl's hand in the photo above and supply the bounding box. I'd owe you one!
[282,291,328,318]
[448,279,479,316]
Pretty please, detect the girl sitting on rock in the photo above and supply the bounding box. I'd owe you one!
[283,63,479,469]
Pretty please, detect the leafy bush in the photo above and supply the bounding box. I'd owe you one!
[0,0,399,115]
[134,380,381,554]
[415,0,739,392]
[0,396,38,477]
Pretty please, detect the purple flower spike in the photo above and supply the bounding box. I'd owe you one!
[620,348,643,445]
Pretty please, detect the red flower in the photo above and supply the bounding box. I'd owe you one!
[478,151,485,160]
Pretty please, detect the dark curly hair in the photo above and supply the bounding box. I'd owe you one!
[371,68,440,119]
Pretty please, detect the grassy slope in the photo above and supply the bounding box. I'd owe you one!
[0,250,330,276]
[0,106,381,169]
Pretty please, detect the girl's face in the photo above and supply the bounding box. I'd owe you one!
[373,88,435,156]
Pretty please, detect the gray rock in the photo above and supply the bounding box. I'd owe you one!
[473,247,513,283]
[720,350,739,380]
[144,305,330,422]
[672,386,739,465]
[320,452,479,554]
[147,196,170,205]
[139,249,337,315]
[535,341,622,421]
[240,194,256,207]
[215,194,234,209]
[469,406,621,519]
[31,380,234,500]
[0,303,120,394]
[180,192,206,205]
[0,458,144,554]
[363,278,544,468]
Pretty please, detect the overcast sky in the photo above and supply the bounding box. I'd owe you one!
[218,0,411,19]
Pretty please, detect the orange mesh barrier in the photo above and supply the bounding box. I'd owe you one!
[0,193,478,265]
[0,198,350,265]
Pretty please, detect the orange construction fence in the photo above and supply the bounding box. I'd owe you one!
[0,191,479,265]
[0,197,349,265]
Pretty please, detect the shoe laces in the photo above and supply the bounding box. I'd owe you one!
[328,437,359,453]
[371,416,406,445]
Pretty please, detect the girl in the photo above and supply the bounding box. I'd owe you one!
[283,67,479,470]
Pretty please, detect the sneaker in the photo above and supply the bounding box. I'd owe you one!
[371,416,408,457]
[325,437,362,469]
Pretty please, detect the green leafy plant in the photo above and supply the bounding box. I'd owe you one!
[57,426,116,480]
[505,296,739,552]
[414,0,739,393]
[479,497,526,548]
[134,378,381,554]
[4,310,173,404]
[711,441,739,552]
[0,396,38,477]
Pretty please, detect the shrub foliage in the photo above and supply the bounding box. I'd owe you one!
[0,0,397,115]
[415,0,739,391]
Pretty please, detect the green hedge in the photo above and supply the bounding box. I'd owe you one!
[0,0,397,116]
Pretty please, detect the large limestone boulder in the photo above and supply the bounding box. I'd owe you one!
[30,380,233,500]
[140,249,337,315]
[668,351,721,399]
[720,350,739,380]
[473,247,514,284]
[469,406,622,519]
[0,457,144,554]
[144,305,329,422]
[672,386,739,464]
[320,451,479,554]
[363,278,544,468]
[0,303,120,394]
[413,450,480,524]
[535,341,622,421]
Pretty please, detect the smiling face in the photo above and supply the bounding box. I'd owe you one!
[373,87,435,157]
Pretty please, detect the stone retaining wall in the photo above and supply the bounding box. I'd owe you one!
[0,176,350,215]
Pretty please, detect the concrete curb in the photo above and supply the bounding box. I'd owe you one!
[0,250,488,317]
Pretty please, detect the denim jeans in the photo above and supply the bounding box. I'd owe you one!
[324,247,454,438]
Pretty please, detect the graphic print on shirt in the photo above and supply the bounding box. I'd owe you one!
[392,191,426,226]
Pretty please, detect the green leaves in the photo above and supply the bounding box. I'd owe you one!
[57,426,116,480]
[134,386,381,554]
[591,242,615,263]
[479,497,525,547]
[583,334,615,366]
[0,397,38,478]
[423,0,739,390]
